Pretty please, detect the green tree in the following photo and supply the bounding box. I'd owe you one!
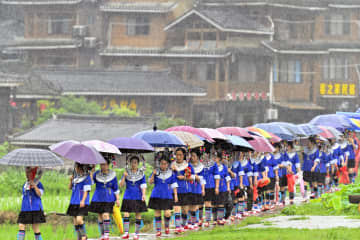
[0,142,9,159]
[155,112,186,130]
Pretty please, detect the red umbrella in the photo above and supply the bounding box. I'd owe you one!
[217,127,253,139]
[248,135,275,152]
[165,126,215,142]
[318,126,336,139]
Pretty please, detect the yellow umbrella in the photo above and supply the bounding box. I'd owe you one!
[246,127,273,139]
[350,118,360,128]
[169,131,204,149]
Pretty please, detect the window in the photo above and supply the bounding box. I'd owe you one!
[206,63,216,81]
[325,14,350,36]
[127,16,150,36]
[186,61,197,81]
[276,60,302,83]
[48,14,73,35]
[323,57,349,81]
[203,32,217,48]
[187,32,201,48]
[28,13,34,36]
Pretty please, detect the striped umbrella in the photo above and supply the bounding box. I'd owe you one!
[297,124,323,136]
[0,148,64,167]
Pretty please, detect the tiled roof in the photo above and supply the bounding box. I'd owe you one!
[100,1,177,13]
[35,70,206,97]
[100,47,231,58]
[10,114,153,147]
[1,0,82,5]
[5,38,82,51]
[164,8,273,34]
[263,41,360,54]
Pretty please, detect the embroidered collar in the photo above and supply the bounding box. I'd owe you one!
[203,160,215,169]
[24,180,39,191]
[73,175,88,184]
[287,151,296,159]
[265,154,272,160]
[96,170,116,183]
[156,169,173,180]
[232,160,240,168]
[332,143,339,150]
[217,163,224,172]
[340,142,348,149]
[273,152,281,160]
[192,162,204,174]
[126,169,144,182]
[304,147,317,155]
[240,159,248,167]
[171,161,189,172]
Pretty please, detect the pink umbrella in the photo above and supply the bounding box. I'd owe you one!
[268,132,282,143]
[248,135,275,153]
[82,140,121,155]
[165,126,215,142]
[199,128,228,141]
[216,127,253,139]
[317,126,335,139]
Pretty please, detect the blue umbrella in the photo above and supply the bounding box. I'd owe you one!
[309,114,352,131]
[297,124,323,136]
[270,122,306,137]
[225,135,254,150]
[133,129,186,148]
[254,123,295,141]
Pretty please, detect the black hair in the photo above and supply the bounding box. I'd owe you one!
[175,148,186,156]
[309,137,317,145]
[214,151,223,159]
[129,155,140,163]
[287,141,294,149]
[273,142,281,150]
[75,163,90,173]
[190,149,201,158]
[159,155,171,164]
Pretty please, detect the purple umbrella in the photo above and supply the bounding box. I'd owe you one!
[50,140,106,164]
[309,114,352,131]
[108,137,154,153]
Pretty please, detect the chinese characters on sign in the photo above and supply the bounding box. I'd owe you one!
[102,99,137,110]
[320,83,356,97]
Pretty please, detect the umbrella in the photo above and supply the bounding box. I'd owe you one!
[216,127,253,139]
[309,114,352,131]
[298,124,323,136]
[82,140,121,155]
[169,131,204,149]
[225,135,254,151]
[246,127,272,139]
[248,135,275,153]
[133,130,185,148]
[317,126,336,139]
[270,122,306,137]
[0,148,64,167]
[267,132,282,143]
[320,126,343,139]
[108,137,154,153]
[199,128,228,141]
[165,126,215,142]
[254,123,294,141]
[50,141,106,164]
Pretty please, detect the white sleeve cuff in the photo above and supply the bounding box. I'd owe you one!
[296,163,300,168]
[171,182,179,189]
[254,172,259,177]
[238,171,245,176]
[265,166,269,172]
[201,179,206,185]
[84,185,91,192]
[273,166,279,170]
[39,189,44,196]
[114,190,120,195]
[214,175,220,179]
[191,175,196,181]
[315,158,320,163]
[326,163,330,167]
[247,172,253,177]
[225,176,231,182]
[331,159,337,164]
[140,183,147,189]
[346,152,350,157]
